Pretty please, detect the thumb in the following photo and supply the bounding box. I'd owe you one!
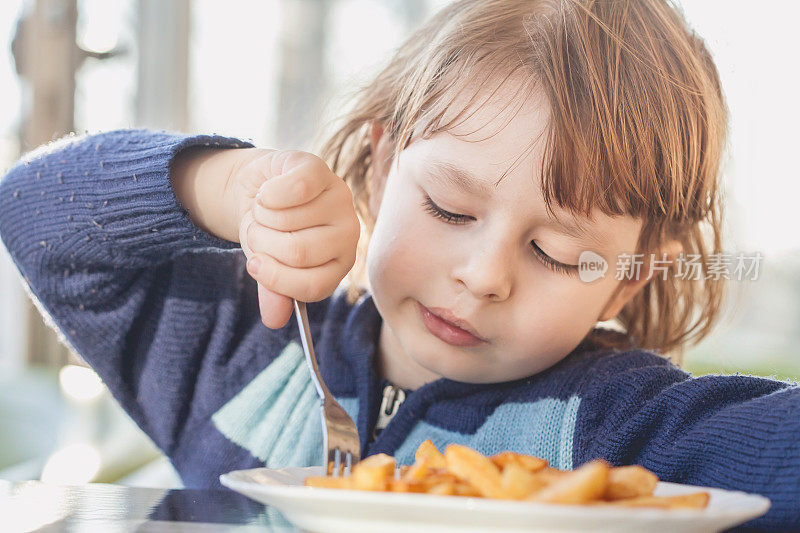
[257,282,294,329]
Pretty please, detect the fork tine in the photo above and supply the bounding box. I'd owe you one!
[327,448,337,477]
[335,449,343,477]
[344,452,353,476]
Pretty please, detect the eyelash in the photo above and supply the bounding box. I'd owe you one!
[421,195,578,276]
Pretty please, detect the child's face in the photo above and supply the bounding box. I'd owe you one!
[366,83,645,388]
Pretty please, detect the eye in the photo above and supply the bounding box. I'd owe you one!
[424,194,580,277]
[530,241,579,276]
[421,194,473,224]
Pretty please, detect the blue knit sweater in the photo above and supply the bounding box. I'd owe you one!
[0,129,797,530]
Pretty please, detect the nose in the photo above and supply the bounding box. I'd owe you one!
[452,243,513,302]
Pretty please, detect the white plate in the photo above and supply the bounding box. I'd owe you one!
[220,466,770,533]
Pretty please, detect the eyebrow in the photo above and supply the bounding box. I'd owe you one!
[545,217,607,247]
[426,160,607,247]
[427,161,495,197]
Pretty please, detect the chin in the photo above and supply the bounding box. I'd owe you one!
[439,368,509,384]
[422,350,563,384]
[411,352,493,384]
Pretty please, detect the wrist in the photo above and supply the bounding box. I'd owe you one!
[171,146,256,242]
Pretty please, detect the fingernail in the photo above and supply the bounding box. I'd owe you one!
[247,257,261,275]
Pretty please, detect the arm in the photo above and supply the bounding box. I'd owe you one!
[573,351,799,530]
[0,129,291,455]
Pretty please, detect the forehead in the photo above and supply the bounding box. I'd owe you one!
[411,76,552,202]
[412,75,552,194]
[430,74,550,156]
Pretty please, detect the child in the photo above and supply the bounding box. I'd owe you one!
[0,0,797,529]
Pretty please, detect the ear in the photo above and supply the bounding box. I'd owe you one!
[597,239,683,322]
[368,121,393,218]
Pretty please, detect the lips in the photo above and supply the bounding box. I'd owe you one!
[417,302,487,347]
[427,306,484,339]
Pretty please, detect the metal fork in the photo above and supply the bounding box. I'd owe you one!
[293,299,361,476]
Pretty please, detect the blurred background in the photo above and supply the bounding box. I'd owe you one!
[0,0,798,489]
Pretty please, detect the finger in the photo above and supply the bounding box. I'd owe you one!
[255,158,333,210]
[246,252,345,302]
[246,223,339,268]
[234,150,311,200]
[257,283,294,329]
[259,149,308,179]
[251,192,335,232]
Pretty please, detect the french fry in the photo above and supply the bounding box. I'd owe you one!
[528,460,610,504]
[536,466,569,484]
[351,453,395,491]
[453,481,482,497]
[303,442,710,513]
[419,471,460,490]
[402,457,432,483]
[500,462,549,500]
[601,492,710,509]
[491,451,548,473]
[428,482,456,496]
[304,475,352,489]
[415,439,447,469]
[445,444,506,499]
[603,465,658,500]
[388,479,427,493]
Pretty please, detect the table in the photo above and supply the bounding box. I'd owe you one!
[0,479,298,532]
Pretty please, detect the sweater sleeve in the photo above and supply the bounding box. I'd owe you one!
[573,350,800,531]
[0,128,294,456]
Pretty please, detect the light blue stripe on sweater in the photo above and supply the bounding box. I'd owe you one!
[211,341,359,467]
[392,395,581,470]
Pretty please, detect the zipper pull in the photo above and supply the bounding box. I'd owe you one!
[373,385,406,440]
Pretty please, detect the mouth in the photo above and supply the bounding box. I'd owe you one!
[416,301,487,348]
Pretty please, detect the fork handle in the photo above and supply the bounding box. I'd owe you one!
[293,300,332,401]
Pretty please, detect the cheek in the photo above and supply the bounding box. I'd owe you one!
[506,277,615,354]
[366,196,433,297]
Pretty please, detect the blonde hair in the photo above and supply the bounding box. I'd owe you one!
[319,0,728,363]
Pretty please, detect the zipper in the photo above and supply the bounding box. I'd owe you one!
[373,384,406,440]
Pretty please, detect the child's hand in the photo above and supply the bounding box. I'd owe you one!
[234,150,360,329]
